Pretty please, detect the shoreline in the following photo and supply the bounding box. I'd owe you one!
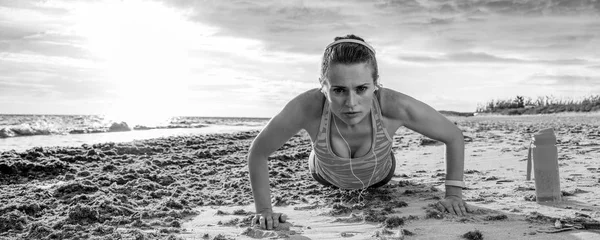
[0,125,264,153]
[0,114,269,139]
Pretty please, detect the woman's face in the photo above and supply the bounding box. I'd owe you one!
[322,62,376,126]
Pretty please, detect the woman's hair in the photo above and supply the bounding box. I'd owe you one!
[320,34,379,86]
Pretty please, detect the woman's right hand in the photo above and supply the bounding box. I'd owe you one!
[252,211,287,230]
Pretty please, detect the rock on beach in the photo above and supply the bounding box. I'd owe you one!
[108,122,132,132]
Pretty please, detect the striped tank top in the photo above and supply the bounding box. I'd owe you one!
[311,95,394,189]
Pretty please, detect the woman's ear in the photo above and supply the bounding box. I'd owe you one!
[319,78,327,94]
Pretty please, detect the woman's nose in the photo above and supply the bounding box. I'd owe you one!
[345,91,357,107]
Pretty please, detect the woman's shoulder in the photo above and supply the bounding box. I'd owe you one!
[377,87,414,121]
[298,88,325,103]
[286,88,325,119]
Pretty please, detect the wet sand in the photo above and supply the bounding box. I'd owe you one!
[1,114,599,239]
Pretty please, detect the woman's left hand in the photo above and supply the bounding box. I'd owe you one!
[435,195,469,216]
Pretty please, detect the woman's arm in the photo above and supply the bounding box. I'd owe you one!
[248,90,314,228]
[382,89,467,215]
[401,99,465,198]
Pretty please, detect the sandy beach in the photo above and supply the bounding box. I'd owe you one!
[1,114,599,240]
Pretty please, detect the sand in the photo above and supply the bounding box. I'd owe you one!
[1,114,599,239]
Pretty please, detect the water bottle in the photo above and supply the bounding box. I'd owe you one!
[529,128,561,203]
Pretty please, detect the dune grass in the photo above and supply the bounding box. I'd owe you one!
[475,95,600,115]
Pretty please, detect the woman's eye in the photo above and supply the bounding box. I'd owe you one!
[333,89,344,93]
[357,86,367,92]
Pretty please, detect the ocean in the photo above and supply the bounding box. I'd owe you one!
[0,114,269,152]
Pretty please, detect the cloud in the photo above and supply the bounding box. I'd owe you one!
[0,80,52,92]
[146,1,600,63]
[398,52,589,65]
[0,71,114,100]
[528,74,600,87]
[52,78,118,100]
[0,79,59,99]
[161,0,456,57]
[0,1,94,62]
[0,54,112,101]
[2,34,91,59]
[439,0,599,16]
[1,0,599,116]
[188,82,255,93]
[0,52,99,70]
[160,0,351,54]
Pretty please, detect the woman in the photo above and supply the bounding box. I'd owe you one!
[248,34,469,230]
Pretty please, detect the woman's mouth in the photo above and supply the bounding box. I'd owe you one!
[344,112,360,117]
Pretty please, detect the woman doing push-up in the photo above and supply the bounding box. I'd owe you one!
[248,34,469,230]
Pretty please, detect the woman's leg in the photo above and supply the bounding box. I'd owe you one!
[368,153,396,189]
[308,150,334,187]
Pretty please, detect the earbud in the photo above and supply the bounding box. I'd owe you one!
[375,81,382,91]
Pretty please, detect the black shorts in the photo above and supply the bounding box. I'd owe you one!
[309,151,396,189]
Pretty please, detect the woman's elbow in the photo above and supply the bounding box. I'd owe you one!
[451,129,464,146]
[248,141,268,164]
[442,127,464,146]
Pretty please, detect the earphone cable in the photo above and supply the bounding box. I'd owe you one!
[333,114,379,203]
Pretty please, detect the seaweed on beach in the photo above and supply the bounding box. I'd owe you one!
[0,157,71,184]
[484,214,508,221]
[363,208,388,223]
[0,202,47,218]
[0,130,311,239]
[53,181,99,199]
[328,203,353,216]
[383,216,405,228]
[525,211,557,224]
[25,222,53,239]
[0,131,267,239]
[425,208,445,219]
[66,204,101,224]
[462,230,483,240]
[0,210,28,233]
[232,208,251,215]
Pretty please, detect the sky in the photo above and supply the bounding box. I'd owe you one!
[1,0,599,119]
